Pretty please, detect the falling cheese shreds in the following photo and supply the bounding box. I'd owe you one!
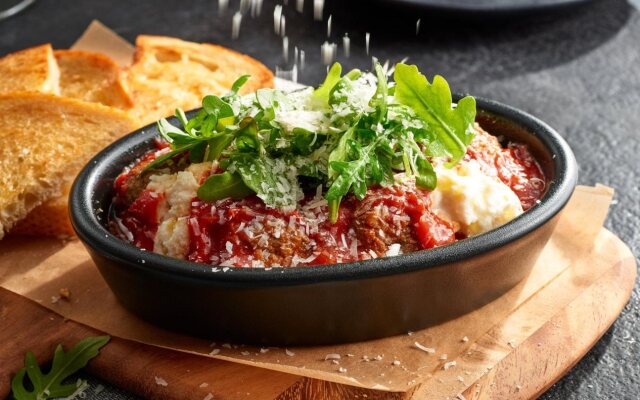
[209,349,221,355]
[154,376,168,386]
[203,393,214,400]
[414,342,436,354]
[444,361,457,370]
[285,348,296,356]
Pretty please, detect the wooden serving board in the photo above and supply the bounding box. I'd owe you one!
[0,228,635,400]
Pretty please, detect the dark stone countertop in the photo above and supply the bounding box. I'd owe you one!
[1,0,638,398]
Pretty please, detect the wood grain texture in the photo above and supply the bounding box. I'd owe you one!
[0,228,635,400]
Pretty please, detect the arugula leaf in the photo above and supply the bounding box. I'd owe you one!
[230,75,251,95]
[231,154,300,209]
[11,336,110,400]
[204,134,235,162]
[197,171,254,201]
[202,95,234,119]
[144,142,198,171]
[329,69,362,106]
[394,63,476,165]
[369,63,388,124]
[313,63,342,103]
[325,128,393,222]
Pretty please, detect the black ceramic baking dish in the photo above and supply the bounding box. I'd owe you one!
[69,95,577,345]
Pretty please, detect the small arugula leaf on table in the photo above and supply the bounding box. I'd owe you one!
[393,63,476,166]
[11,336,110,400]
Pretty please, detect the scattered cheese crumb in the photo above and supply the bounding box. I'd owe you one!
[324,353,341,360]
[209,349,220,356]
[508,339,516,348]
[338,367,347,373]
[154,376,168,386]
[444,361,457,370]
[285,349,295,356]
[392,360,401,366]
[260,348,270,354]
[241,351,250,356]
[462,336,469,342]
[199,383,209,388]
[203,393,214,400]
[439,354,448,360]
[414,342,436,354]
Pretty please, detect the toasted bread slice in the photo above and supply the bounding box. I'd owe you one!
[0,44,60,95]
[55,49,134,109]
[125,35,274,126]
[0,93,137,239]
[11,184,73,237]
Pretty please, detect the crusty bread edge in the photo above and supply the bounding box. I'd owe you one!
[0,92,137,238]
[54,49,134,108]
[133,35,274,92]
[0,44,60,95]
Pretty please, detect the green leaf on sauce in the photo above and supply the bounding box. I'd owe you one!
[197,171,254,201]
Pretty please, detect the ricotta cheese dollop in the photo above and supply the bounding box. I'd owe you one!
[430,161,524,237]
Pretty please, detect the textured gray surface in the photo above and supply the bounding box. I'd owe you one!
[1,0,638,398]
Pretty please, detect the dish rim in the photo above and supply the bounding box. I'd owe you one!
[70,94,578,286]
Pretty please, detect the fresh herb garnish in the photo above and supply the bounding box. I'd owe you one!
[11,336,110,400]
[146,63,476,223]
[393,64,476,166]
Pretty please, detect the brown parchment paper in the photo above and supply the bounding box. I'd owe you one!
[0,185,614,392]
[0,22,619,393]
[70,20,135,67]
